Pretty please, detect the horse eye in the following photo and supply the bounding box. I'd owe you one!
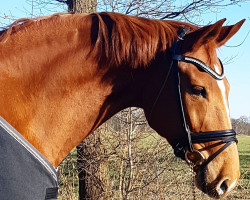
[192,85,207,98]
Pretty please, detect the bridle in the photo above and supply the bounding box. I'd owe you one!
[172,27,238,168]
[149,27,238,169]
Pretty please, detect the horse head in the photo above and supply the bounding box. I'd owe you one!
[144,19,245,198]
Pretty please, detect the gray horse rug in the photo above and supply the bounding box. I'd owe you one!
[0,117,58,200]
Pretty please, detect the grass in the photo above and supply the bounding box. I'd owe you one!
[234,135,250,199]
[238,135,250,171]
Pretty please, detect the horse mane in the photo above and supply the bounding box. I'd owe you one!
[0,12,197,68]
[90,12,197,68]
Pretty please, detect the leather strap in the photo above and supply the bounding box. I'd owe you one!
[172,54,224,80]
[191,129,237,144]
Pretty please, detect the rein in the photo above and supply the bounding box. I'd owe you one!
[149,27,238,169]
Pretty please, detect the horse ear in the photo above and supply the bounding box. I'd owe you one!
[184,19,226,52]
[216,19,245,47]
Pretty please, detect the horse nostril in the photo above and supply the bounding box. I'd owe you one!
[217,180,228,196]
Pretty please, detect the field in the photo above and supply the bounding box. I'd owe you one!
[236,135,250,198]
[58,134,250,200]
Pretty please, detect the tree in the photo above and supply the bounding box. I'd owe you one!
[232,116,250,135]
[55,1,97,199]
[52,0,248,22]
[22,0,249,22]
[56,0,97,13]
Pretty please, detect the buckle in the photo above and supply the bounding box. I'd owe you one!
[185,150,205,167]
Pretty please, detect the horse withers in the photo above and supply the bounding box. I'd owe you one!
[0,12,245,199]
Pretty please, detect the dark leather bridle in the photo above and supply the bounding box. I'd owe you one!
[149,27,238,169]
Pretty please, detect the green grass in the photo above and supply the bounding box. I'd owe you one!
[238,135,250,171]
[229,135,250,199]
[237,135,250,192]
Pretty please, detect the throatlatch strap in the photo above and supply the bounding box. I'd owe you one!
[45,187,59,200]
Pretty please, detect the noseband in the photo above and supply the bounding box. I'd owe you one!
[150,27,238,168]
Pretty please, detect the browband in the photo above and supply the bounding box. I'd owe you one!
[172,54,225,80]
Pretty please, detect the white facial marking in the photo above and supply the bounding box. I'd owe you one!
[227,179,237,193]
[214,64,231,124]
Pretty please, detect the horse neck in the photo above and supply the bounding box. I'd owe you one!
[0,14,180,166]
[0,37,145,167]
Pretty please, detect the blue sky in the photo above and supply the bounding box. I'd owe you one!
[0,1,249,119]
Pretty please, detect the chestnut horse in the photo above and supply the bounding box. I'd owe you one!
[0,12,244,199]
